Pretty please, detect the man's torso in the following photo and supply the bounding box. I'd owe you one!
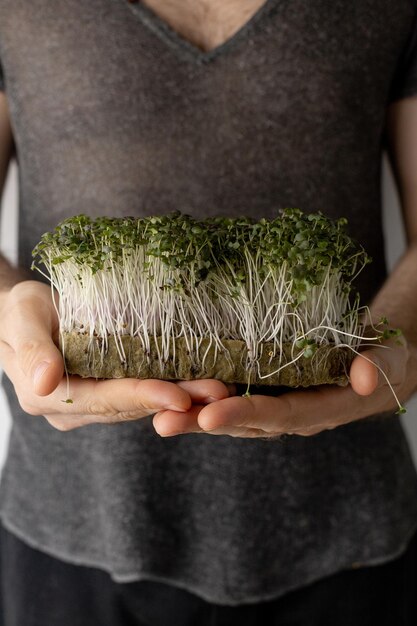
[0,0,417,605]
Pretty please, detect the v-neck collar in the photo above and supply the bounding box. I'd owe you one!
[126,0,277,64]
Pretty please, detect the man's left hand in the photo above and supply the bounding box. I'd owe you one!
[152,337,416,438]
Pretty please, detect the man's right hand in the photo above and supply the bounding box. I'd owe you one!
[0,280,231,431]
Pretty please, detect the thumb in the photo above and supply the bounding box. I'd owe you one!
[349,349,380,396]
[349,339,406,397]
[9,294,64,396]
[30,353,64,397]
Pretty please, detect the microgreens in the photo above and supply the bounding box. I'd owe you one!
[32,209,402,409]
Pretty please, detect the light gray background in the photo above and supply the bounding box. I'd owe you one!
[0,156,416,472]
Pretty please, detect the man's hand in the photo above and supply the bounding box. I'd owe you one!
[152,336,416,438]
[0,280,233,431]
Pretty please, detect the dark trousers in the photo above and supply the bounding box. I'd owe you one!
[0,523,416,626]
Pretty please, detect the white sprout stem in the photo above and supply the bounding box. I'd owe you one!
[35,218,383,389]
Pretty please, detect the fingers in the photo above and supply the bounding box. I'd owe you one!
[66,377,192,415]
[175,379,236,403]
[153,405,258,438]
[197,394,294,433]
[34,378,192,428]
[153,405,206,436]
[153,380,238,436]
[22,375,192,417]
[191,383,389,436]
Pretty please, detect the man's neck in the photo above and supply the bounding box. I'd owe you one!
[141,0,267,52]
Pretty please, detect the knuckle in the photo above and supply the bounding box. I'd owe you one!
[84,401,148,421]
[117,411,142,422]
[19,338,42,353]
[276,395,295,432]
[245,428,268,438]
[85,400,115,417]
[18,340,46,371]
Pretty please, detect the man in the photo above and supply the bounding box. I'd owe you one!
[0,0,416,623]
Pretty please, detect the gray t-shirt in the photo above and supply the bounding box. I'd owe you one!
[1,0,417,605]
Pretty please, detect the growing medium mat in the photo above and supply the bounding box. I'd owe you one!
[61,333,353,387]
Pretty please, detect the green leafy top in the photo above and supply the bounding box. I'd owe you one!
[32,208,370,296]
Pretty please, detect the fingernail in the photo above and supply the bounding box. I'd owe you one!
[205,395,222,403]
[166,404,187,412]
[33,361,50,386]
